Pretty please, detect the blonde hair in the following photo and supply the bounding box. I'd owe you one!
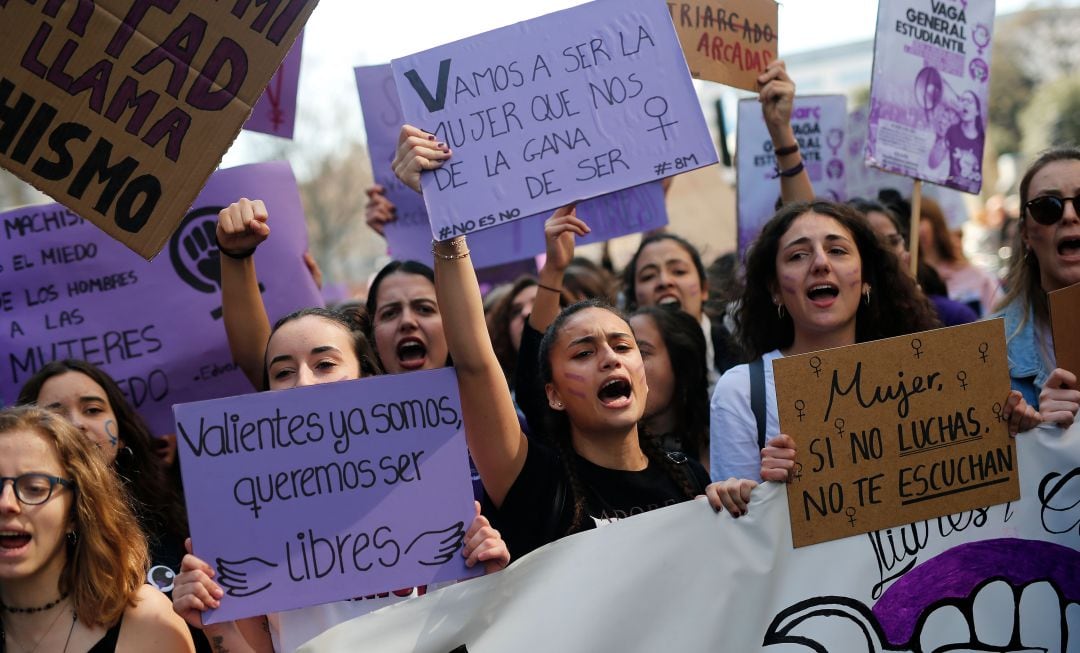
[0,406,148,628]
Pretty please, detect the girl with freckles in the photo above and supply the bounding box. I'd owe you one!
[709,202,1040,511]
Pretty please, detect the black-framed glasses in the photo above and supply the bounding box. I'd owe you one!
[0,474,75,506]
[1024,195,1080,226]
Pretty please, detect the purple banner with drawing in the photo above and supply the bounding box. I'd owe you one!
[174,367,480,624]
[245,31,304,139]
[0,162,321,434]
[390,0,715,241]
[356,64,668,266]
[866,0,994,194]
[736,95,847,253]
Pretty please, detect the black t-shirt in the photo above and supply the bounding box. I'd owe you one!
[491,440,709,559]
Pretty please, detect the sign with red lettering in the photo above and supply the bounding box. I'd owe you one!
[0,1,317,260]
[666,0,778,91]
[773,320,1018,547]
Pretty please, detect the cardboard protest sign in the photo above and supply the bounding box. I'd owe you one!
[390,0,716,241]
[666,0,778,91]
[0,1,315,259]
[245,30,304,139]
[1049,282,1080,379]
[866,0,994,195]
[356,64,668,267]
[773,320,1018,547]
[0,161,320,434]
[736,95,847,253]
[174,367,481,624]
[846,106,970,228]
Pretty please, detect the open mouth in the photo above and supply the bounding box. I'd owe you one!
[1057,237,1080,257]
[0,531,31,552]
[656,295,682,309]
[597,378,632,408]
[806,284,840,303]
[396,338,428,370]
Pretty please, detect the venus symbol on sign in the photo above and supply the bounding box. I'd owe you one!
[834,418,845,436]
[845,507,857,527]
[809,356,823,378]
[992,402,1005,422]
[911,338,924,359]
[957,371,968,390]
[644,96,678,141]
[795,400,806,421]
[978,342,989,363]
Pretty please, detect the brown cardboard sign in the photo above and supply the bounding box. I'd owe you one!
[773,320,1019,548]
[666,0,778,91]
[0,1,317,260]
[1049,282,1080,379]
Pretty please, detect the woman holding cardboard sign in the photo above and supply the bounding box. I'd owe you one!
[170,296,508,653]
[995,147,1080,425]
[0,406,194,653]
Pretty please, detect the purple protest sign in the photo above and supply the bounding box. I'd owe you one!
[173,367,480,624]
[736,95,847,253]
[0,162,321,433]
[357,64,669,267]
[245,31,305,139]
[866,1,994,194]
[390,0,715,241]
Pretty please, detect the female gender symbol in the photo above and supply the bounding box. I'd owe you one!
[809,356,823,378]
[956,371,968,390]
[972,24,990,54]
[978,342,989,363]
[845,507,857,527]
[795,400,807,421]
[644,97,678,141]
[911,338,924,359]
[827,128,844,155]
[992,402,1004,422]
[834,418,845,436]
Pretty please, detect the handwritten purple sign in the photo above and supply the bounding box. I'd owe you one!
[356,64,670,266]
[736,95,847,253]
[866,0,993,194]
[245,31,304,139]
[0,162,321,434]
[174,368,480,624]
[390,0,715,241]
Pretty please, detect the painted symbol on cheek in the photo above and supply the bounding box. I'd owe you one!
[562,372,588,399]
[104,420,119,448]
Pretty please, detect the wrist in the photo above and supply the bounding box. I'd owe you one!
[432,236,470,260]
[215,232,256,260]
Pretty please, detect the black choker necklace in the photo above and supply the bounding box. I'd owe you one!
[0,592,68,614]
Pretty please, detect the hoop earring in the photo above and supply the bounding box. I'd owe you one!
[117,446,134,463]
[776,303,786,319]
[863,287,872,306]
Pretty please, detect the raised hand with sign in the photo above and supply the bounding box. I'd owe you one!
[393,125,452,194]
[757,60,814,205]
[364,184,397,237]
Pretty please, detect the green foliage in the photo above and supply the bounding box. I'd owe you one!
[1019,75,1080,161]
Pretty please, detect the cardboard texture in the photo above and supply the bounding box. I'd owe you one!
[773,320,1019,547]
[736,95,847,253]
[174,368,481,624]
[865,0,994,194]
[0,161,321,434]
[0,1,316,260]
[390,0,716,241]
[666,0,778,91]
[1049,282,1080,378]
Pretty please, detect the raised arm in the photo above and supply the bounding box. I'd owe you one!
[217,199,272,391]
[392,125,526,507]
[529,206,588,333]
[759,60,815,204]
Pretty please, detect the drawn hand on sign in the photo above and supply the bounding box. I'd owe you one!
[215,556,279,598]
[168,204,266,320]
[1038,468,1080,536]
[405,521,467,566]
[764,579,1077,653]
[393,125,452,195]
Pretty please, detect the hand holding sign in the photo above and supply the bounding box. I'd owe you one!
[544,206,590,271]
[393,125,452,195]
[758,60,795,140]
[364,184,396,237]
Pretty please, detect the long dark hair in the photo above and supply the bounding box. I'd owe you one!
[621,233,707,311]
[17,360,189,542]
[537,300,698,532]
[998,147,1080,333]
[630,305,709,458]
[264,306,382,388]
[364,260,450,369]
[487,275,539,383]
[738,201,940,359]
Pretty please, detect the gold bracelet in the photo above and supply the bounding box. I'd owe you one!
[432,236,470,260]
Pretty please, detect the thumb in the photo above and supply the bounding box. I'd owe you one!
[473,500,482,519]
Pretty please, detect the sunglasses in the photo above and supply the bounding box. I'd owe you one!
[1024,195,1080,226]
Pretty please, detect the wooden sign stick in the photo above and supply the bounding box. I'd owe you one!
[909,179,923,278]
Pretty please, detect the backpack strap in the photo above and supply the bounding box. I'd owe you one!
[749,357,767,450]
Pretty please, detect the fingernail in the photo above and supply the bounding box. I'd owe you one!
[427,135,436,140]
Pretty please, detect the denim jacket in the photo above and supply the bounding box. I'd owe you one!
[997,299,1052,409]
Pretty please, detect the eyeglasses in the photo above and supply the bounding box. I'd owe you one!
[0,474,75,506]
[1024,195,1080,226]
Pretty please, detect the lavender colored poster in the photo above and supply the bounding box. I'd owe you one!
[390,0,715,241]
[356,64,670,267]
[866,1,994,194]
[245,31,304,139]
[173,368,480,624]
[847,106,971,228]
[0,162,321,433]
[736,95,847,253]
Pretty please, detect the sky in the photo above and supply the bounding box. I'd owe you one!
[222,0,1074,173]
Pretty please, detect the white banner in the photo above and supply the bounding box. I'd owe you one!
[302,425,1080,652]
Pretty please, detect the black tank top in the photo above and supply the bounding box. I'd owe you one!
[87,616,123,653]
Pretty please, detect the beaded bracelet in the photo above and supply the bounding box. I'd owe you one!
[432,237,470,260]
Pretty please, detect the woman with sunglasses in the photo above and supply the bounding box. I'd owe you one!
[995,147,1080,426]
[0,406,193,653]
